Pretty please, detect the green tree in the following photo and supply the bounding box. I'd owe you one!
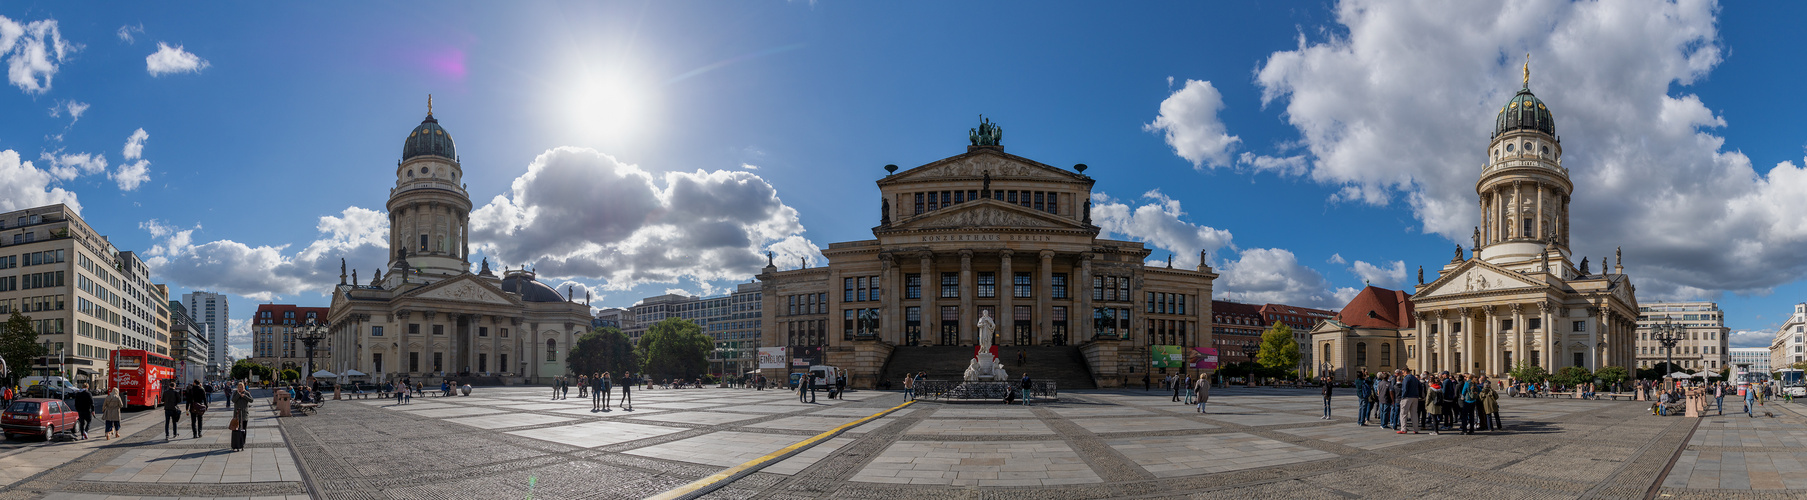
[1508,362,1549,384]
[1255,322,1299,376]
[1552,365,1593,386]
[230,359,273,382]
[1594,365,1630,386]
[0,311,44,383]
[280,368,300,381]
[568,327,639,376]
[639,318,712,380]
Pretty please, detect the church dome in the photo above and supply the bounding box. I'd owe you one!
[1494,88,1554,137]
[402,115,457,161]
[500,272,564,302]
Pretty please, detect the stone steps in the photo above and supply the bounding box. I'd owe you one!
[880,346,1096,390]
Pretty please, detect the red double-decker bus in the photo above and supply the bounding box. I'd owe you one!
[110,350,177,407]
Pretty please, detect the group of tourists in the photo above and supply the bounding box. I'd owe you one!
[575,372,635,411]
[1350,368,1502,435]
[1154,373,1211,412]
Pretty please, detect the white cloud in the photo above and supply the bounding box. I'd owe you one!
[1328,253,1346,265]
[146,42,209,76]
[113,160,150,191]
[469,147,823,290]
[47,100,88,125]
[123,128,149,160]
[1144,79,1240,169]
[1728,330,1771,349]
[37,150,107,180]
[1349,259,1407,289]
[739,163,759,170]
[227,345,250,360]
[1090,190,1234,269]
[116,24,143,44]
[141,207,390,300]
[1235,153,1309,176]
[113,129,152,190]
[0,150,81,213]
[0,16,78,94]
[1249,0,1807,296]
[1216,248,1355,309]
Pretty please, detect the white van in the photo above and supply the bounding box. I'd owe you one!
[20,376,77,392]
[807,365,840,388]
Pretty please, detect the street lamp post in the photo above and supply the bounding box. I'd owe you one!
[1651,318,1685,387]
[298,319,329,384]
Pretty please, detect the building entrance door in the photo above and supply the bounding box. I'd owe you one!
[904,322,921,346]
[1012,306,1032,346]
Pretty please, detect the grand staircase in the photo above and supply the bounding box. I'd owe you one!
[879,345,1097,390]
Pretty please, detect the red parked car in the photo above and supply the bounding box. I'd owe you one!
[2,398,81,441]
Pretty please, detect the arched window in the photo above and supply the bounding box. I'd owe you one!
[1380,343,1391,367]
[1355,342,1368,367]
[1323,343,1332,371]
[546,338,556,362]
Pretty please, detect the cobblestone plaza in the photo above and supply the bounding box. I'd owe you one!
[4,387,1807,499]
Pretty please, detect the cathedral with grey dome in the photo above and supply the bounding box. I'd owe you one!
[324,100,591,385]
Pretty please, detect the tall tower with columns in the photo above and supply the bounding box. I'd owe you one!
[1476,57,1574,276]
[388,96,472,278]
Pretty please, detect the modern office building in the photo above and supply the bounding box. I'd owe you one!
[0,204,168,389]
[166,297,210,383]
[183,290,229,378]
[1634,301,1730,372]
[1730,347,1772,374]
[622,283,763,375]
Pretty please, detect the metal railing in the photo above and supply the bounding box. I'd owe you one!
[912,380,1057,401]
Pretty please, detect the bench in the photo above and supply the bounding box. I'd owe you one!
[1606,393,1637,401]
[1547,392,1576,399]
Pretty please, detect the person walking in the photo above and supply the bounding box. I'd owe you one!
[1715,383,1726,415]
[1320,376,1334,419]
[1423,379,1444,435]
[577,374,588,399]
[230,382,252,451]
[1355,371,1373,426]
[619,373,633,411]
[186,381,208,438]
[101,388,124,440]
[600,372,613,410]
[836,370,847,400]
[551,376,561,400]
[71,383,94,440]
[162,382,184,438]
[1170,374,1182,402]
[1143,373,1151,391]
[590,372,603,411]
[1194,374,1210,413]
[903,372,914,400]
[1745,384,1757,418]
[1019,372,1034,406]
[1398,369,1422,434]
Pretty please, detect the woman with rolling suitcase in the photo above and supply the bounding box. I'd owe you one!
[230,382,252,451]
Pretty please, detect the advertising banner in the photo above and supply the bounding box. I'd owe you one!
[1191,347,1220,370]
[1151,345,1184,368]
[757,347,787,369]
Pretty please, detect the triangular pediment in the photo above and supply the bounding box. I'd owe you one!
[1416,259,1549,299]
[403,274,520,306]
[879,148,1090,185]
[885,198,1093,232]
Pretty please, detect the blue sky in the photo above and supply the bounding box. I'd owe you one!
[3,1,1805,357]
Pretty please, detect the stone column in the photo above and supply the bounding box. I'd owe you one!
[1438,312,1451,373]
[1486,307,1499,376]
[827,266,842,344]
[1413,312,1427,372]
[1543,305,1557,372]
[880,255,897,344]
[1461,310,1473,373]
[1511,304,1525,373]
[1492,190,1502,244]
[1590,308,1603,371]
[1535,185,1545,241]
[959,250,974,346]
[1078,253,1094,340]
[1038,250,1053,346]
[919,253,933,344]
[999,249,1014,345]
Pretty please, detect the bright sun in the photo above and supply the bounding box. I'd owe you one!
[558,68,657,144]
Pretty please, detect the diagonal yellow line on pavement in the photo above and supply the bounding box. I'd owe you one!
[643,398,917,500]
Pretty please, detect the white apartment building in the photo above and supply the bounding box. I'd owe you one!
[1635,301,1731,372]
[0,204,170,388]
[1770,303,1807,371]
[1729,347,1771,374]
[183,291,229,378]
[623,282,763,374]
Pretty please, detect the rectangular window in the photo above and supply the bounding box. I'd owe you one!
[371,326,384,336]
[868,276,880,301]
[1048,193,1059,214]
[844,309,856,340]
[433,325,444,335]
[1118,278,1129,302]
[373,353,383,373]
[927,192,939,212]
[410,352,419,372]
[501,328,509,338]
[941,272,960,298]
[478,353,487,372]
[857,276,869,301]
[914,193,924,215]
[953,190,964,204]
[1093,276,1104,301]
[941,191,951,209]
[1051,273,1068,299]
[844,278,856,302]
[1033,192,1045,212]
[1013,272,1031,298]
[905,274,921,299]
[817,293,827,314]
[1573,320,1586,332]
[433,352,443,371]
[409,323,420,335]
[967,190,978,203]
[1149,292,1158,313]
[1007,191,1018,204]
[1528,318,1541,331]
[478,327,488,337]
[500,354,508,372]
[788,295,797,316]
[977,272,996,298]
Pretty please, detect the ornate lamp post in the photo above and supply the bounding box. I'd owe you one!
[1651,318,1685,385]
[299,319,329,383]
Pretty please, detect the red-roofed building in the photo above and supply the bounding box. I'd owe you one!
[1210,301,1266,366]
[1308,286,1416,381]
[250,304,330,374]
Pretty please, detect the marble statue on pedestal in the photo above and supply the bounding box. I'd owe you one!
[963,310,1009,382]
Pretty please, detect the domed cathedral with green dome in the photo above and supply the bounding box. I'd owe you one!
[325,96,592,386]
[1407,57,1639,378]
